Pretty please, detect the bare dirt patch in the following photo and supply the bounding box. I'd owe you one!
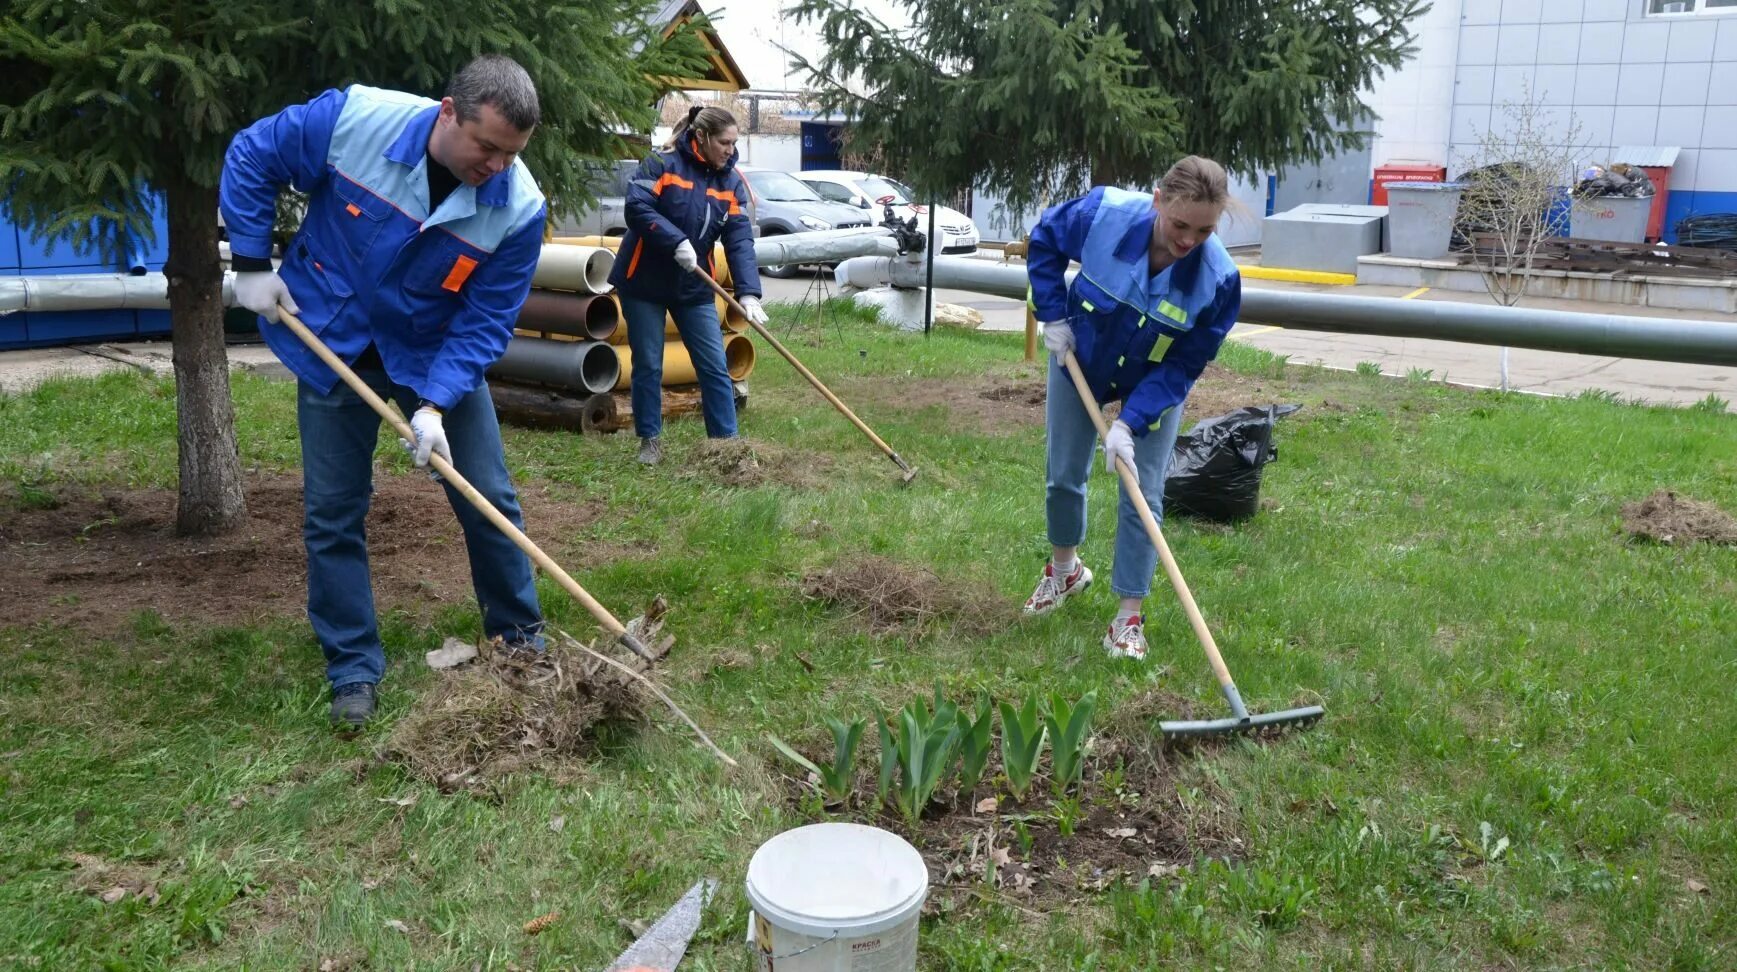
[0,472,608,634]
[839,363,1298,436]
[383,606,673,792]
[1621,490,1737,545]
[798,555,1009,635]
[772,687,1247,908]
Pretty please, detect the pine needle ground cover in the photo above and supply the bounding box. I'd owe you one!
[0,302,1731,969]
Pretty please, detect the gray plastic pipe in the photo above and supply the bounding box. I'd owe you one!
[831,255,1737,367]
[487,336,620,395]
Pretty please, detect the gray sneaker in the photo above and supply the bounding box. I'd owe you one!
[330,682,377,727]
[636,437,663,466]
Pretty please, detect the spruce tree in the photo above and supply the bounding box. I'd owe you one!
[788,0,1425,214]
[0,1,706,535]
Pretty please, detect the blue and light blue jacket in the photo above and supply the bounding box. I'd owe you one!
[606,135,761,307]
[220,85,547,409]
[1029,187,1242,436]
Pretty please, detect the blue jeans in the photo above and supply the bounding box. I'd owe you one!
[621,295,738,440]
[1045,355,1184,599]
[297,370,544,689]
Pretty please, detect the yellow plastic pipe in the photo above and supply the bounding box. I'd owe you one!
[602,295,744,345]
[612,332,756,391]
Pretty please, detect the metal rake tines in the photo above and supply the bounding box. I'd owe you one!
[1160,705,1326,742]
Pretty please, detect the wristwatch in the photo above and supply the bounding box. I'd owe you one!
[416,399,444,415]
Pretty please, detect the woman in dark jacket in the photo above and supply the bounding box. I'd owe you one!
[606,105,766,465]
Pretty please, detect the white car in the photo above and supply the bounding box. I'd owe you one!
[797,170,980,254]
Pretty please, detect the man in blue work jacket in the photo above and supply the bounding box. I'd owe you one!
[221,55,548,726]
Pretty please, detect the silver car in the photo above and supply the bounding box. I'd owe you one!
[738,166,873,278]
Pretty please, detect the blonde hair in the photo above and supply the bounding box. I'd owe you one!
[665,105,738,152]
[1158,155,1232,208]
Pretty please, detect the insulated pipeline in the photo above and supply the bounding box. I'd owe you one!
[831,255,1737,367]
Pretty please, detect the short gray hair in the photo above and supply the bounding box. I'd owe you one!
[447,55,540,131]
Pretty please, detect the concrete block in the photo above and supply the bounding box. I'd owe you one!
[1263,209,1385,275]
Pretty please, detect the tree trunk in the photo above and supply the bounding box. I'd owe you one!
[164,176,248,536]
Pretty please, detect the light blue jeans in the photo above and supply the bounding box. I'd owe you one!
[620,295,738,440]
[1044,355,1184,599]
[297,370,544,689]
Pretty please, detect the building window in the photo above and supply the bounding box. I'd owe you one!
[1647,0,1737,16]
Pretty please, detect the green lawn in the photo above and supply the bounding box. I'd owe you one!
[0,302,1732,970]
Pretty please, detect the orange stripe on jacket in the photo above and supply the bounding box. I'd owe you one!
[652,172,695,195]
[626,238,645,278]
[705,188,741,215]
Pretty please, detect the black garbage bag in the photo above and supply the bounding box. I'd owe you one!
[1163,404,1302,522]
[1574,165,1656,199]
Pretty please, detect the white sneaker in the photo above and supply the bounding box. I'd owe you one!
[1023,560,1092,616]
[1103,614,1148,660]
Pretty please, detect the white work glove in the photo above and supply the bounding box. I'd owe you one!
[1103,419,1137,483]
[234,270,299,323]
[1041,319,1074,356]
[739,296,769,326]
[673,239,699,273]
[404,406,452,469]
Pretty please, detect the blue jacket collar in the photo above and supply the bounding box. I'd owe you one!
[1114,204,1156,263]
[1113,203,1206,279]
[385,104,512,208]
[675,133,739,176]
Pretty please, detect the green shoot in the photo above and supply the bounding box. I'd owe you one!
[999,695,1045,801]
[767,714,864,806]
[1045,690,1098,797]
[956,693,995,796]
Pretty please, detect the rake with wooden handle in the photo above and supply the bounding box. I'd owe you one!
[1061,351,1322,739]
[277,307,656,661]
[691,267,918,483]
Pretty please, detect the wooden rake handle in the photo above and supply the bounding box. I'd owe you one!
[276,308,654,661]
[690,267,917,482]
[1060,352,1239,695]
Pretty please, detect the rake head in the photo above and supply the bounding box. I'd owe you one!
[1160,704,1325,742]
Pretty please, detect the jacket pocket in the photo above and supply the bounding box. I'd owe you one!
[404,233,482,297]
[294,237,355,299]
[1070,273,1119,321]
[400,233,482,334]
[327,177,392,263]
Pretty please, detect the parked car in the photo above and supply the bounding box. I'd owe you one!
[550,158,762,240]
[738,165,873,278]
[797,170,979,254]
[551,159,635,237]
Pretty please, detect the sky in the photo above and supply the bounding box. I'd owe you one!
[702,0,910,92]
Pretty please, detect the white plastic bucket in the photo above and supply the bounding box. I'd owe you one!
[745,822,928,971]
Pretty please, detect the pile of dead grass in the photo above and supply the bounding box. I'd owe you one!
[683,437,828,489]
[798,555,1007,634]
[690,437,766,487]
[384,605,674,791]
[1620,490,1737,545]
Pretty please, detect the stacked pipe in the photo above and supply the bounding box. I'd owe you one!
[487,244,622,431]
[549,236,756,393]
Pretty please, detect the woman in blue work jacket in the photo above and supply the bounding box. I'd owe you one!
[1021,156,1243,660]
[607,105,767,466]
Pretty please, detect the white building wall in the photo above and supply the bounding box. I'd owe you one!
[1367,0,1467,169]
